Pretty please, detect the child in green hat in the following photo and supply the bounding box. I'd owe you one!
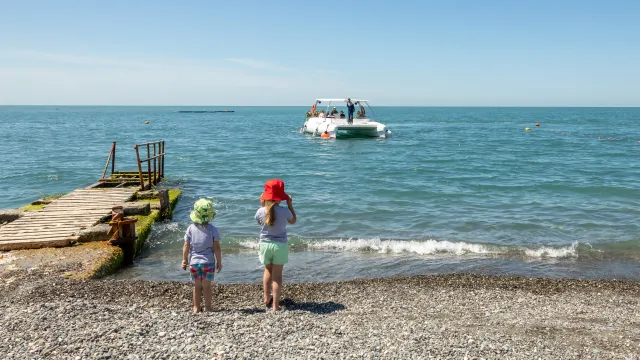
[182,198,222,312]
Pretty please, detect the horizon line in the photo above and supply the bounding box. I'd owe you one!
[2,105,640,108]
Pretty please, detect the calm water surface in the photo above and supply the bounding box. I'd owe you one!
[1,106,639,282]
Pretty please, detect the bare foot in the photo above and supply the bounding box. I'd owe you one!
[193,307,201,313]
[204,307,214,312]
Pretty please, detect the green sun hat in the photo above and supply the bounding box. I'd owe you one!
[190,198,216,224]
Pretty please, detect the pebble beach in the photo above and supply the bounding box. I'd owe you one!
[2,270,639,359]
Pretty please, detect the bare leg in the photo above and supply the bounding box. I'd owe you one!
[203,279,213,311]
[263,264,273,305]
[193,278,202,313]
[271,264,284,311]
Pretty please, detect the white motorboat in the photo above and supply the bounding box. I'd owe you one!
[300,99,391,138]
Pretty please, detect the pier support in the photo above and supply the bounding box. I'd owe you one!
[159,190,171,220]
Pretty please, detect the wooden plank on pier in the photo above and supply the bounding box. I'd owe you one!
[0,239,72,251]
[0,187,136,250]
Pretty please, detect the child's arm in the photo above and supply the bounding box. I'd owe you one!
[286,195,297,224]
[255,208,263,225]
[182,242,189,270]
[214,240,222,272]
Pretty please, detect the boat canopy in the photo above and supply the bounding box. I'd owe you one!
[309,98,375,121]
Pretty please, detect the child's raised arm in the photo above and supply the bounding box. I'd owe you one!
[286,195,296,224]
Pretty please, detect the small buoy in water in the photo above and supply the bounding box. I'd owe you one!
[536,123,540,126]
[525,127,530,131]
[145,121,149,124]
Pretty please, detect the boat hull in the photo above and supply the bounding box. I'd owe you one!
[301,117,390,138]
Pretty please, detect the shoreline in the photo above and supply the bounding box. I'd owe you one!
[1,272,639,359]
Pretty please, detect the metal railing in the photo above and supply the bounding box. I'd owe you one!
[101,142,117,180]
[134,141,165,190]
[99,141,165,190]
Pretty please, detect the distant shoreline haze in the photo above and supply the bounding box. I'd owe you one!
[2,105,640,108]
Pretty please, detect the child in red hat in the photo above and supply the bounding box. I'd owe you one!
[254,179,297,311]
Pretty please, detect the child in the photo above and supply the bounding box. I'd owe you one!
[255,179,297,311]
[182,198,222,313]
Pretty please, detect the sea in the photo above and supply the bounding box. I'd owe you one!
[1,106,639,283]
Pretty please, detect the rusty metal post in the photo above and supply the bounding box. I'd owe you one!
[153,142,157,185]
[107,206,138,266]
[146,143,152,190]
[161,141,165,178]
[134,145,144,190]
[158,141,162,179]
[159,189,171,220]
[101,142,115,180]
[111,141,116,175]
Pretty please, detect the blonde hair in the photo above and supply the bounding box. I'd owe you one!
[264,200,278,226]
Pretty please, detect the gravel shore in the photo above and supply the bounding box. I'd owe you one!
[1,272,639,359]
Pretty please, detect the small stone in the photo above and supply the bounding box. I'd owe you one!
[77,224,112,243]
[122,202,150,216]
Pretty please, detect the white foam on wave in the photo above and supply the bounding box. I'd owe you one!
[238,240,260,249]
[522,241,579,258]
[307,238,497,256]
[153,222,181,232]
[147,222,183,247]
[235,237,585,259]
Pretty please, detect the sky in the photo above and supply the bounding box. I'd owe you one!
[0,0,639,106]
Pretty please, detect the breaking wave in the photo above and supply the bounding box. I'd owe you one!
[306,238,497,256]
[235,237,593,259]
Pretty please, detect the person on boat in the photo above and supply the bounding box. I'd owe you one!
[330,107,338,115]
[358,102,366,118]
[339,111,345,119]
[318,110,326,118]
[346,98,355,124]
[255,179,297,312]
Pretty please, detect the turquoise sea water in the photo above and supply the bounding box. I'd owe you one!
[1,106,639,282]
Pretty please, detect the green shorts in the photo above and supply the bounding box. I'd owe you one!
[259,242,289,265]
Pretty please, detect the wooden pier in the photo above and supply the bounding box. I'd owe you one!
[0,188,136,251]
[0,140,169,251]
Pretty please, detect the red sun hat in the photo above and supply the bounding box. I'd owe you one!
[260,179,289,201]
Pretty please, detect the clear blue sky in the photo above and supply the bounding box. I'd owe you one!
[1,0,639,106]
